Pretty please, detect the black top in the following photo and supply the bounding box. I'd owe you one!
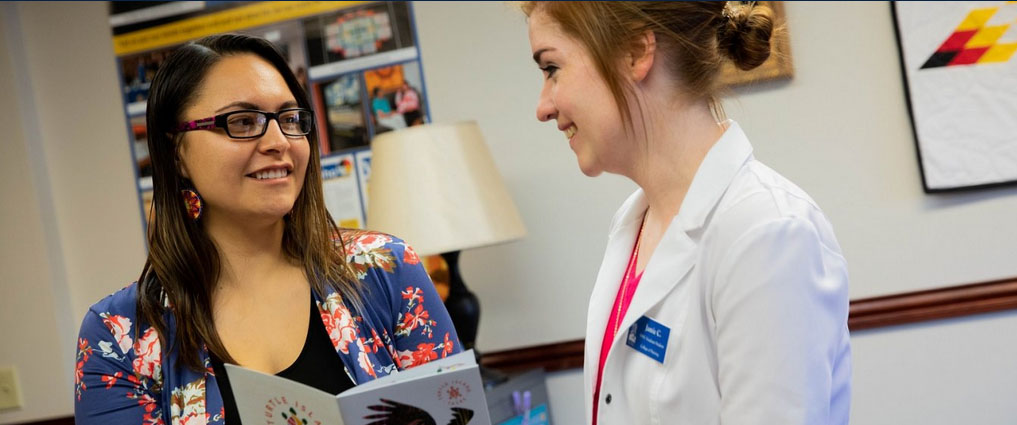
[210,295,356,425]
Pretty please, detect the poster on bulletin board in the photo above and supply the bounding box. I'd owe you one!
[354,149,373,212]
[892,1,1017,192]
[321,153,365,228]
[109,1,430,228]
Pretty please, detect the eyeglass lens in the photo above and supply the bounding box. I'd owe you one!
[225,110,312,138]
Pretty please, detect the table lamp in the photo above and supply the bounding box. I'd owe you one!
[367,121,527,355]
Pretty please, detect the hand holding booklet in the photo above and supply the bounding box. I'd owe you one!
[224,350,491,425]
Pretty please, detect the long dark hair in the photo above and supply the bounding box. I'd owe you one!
[139,33,360,371]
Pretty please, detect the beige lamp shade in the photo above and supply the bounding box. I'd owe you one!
[366,121,527,256]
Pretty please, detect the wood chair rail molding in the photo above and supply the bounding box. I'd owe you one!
[481,277,1017,374]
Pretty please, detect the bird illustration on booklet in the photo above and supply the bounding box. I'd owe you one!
[365,398,475,425]
[225,350,491,425]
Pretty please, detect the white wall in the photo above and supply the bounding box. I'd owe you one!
[1,2,146,423]
[851,310,1017,424]
[0,6,73,423]
[3,1,1017,424]
[11,2,148,324]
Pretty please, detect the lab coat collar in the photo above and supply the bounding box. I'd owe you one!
[675,119,753,231]
[607,120,753,237]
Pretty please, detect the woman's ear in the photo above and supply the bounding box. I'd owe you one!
[175,136,191,179]
[629,30,657,83]
[178,161,191,180]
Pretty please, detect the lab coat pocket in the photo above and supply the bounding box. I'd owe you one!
[646,286,692,423]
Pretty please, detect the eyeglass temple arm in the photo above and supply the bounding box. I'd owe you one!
[177,117,217,132]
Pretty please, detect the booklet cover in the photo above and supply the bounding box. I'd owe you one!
[224,350,490,425]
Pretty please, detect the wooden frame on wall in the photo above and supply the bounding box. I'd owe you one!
[718,1,794,87]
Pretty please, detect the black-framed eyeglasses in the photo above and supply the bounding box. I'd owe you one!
[175,108,314,139]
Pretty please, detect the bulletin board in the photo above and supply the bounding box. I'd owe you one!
[109,1,431,230]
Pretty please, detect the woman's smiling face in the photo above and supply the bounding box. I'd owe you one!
[176,53,310,224]
[529,9,631,178]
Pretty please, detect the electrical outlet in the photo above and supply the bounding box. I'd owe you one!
[0,366,23,410]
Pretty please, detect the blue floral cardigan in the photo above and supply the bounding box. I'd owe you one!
[74,230,461,425]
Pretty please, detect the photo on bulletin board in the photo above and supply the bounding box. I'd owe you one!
[893,1,1017,192]
[321,153,365,229]
[130,115,150,181]
[354,149,372,211]
[302,2,415,67]
[316,73,370,153]
[119,45,177,112]
[364,61,427,136]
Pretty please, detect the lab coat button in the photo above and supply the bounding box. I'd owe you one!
[605,394,612,404]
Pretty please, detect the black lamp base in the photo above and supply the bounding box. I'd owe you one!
[442,250,479,350]
[440,250,508,388]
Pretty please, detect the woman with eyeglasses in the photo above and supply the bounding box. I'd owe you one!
[74,34,460,425]
[524,2,851,424]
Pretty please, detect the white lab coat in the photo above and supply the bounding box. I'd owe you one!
[585,121,851,425]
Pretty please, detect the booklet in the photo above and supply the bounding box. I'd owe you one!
[224,350,491,425]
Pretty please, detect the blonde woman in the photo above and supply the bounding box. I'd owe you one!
[524,2,851,424]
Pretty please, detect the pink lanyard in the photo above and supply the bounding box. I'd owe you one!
[593,221,644,424]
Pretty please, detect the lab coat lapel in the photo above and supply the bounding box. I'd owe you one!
[613,120,754,345]
[586,190,647,367]
[615,225,696,340]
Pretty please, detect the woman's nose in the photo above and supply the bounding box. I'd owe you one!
[535,84,557,122]
[257,119,290,154]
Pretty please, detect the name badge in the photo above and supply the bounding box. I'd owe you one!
[625,315,670,363]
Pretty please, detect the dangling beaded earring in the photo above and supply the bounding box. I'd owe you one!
[181,189,203,221]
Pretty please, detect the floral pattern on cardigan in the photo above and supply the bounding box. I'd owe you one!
[74,231,460,425]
